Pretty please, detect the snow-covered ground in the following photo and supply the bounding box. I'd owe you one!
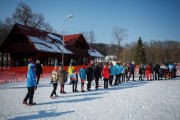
[0,77,180,120]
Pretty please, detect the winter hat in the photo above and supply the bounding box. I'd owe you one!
[36,60,40,64]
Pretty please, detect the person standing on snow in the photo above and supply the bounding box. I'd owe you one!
[50,66,59,99]
[86,62,94,91]
[168,63,174,79]
[68,63,74,85]
[35,60,42,84]
[94,62,102,90]
[23,60,37,106]
[102,63,110,89]
[59,66,67,94]
[139,63,144,81]
[71,67,79,92]
[79,65,86,92]
[145,63,152,81]
[114,62,121,85]
[154,64,160,80]
[128,62,136,81]
[109,62,115,86]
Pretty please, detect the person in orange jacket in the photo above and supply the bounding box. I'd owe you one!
[102,63,110,89]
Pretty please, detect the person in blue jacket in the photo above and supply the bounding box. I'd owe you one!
[79,65,86,92]
[23,61,37,106]
[114,62,121,85]
[128,61,136,81]
[109,62,115,86]
[168,63,174,79]
[119,62,123,84]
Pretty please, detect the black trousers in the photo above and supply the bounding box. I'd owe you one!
[36,74,40,84]
[109,75,114,85]
[87,80,92,90]
[114,74,119,85]
[119,73,122,84]
[24,87,35,104]
[51,83,58,96]
[104,78,109,88]
[128,72,134,81]
[72,81,77,91]
[155,72,160,80]
[139,74,142,80]
[95,77,99,89]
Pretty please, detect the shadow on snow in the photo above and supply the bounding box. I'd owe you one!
[8,109,75,120]
[37,96,103,106]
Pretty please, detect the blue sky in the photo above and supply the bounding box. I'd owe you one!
[0,0,180,44]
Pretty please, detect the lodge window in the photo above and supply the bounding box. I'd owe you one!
[48,58,59,66]
[0,53,11,67]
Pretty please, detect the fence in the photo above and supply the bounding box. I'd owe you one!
[0,65,179,84]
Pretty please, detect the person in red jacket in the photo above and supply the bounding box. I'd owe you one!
[102,63,110,89]
[145,63,152,81]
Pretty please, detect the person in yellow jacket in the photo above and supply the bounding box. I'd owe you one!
[68,63,74,84]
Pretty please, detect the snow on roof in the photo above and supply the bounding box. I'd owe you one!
[105,55,117,60]
[88,48,104,58]
[47,33,62,42]
[28,36,72,54]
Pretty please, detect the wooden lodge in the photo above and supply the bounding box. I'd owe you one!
[0,24,104,67]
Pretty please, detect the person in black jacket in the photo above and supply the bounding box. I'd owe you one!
[35,60,43,84]
[139,64,144,81]
[154,64,160,80]
[86,62,94,91]
[94,63,102,90]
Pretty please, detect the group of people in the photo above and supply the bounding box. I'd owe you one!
[139,63,177,81]
[63,60,136,93]
[23,59,177,106]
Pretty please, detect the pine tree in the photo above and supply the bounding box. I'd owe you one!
[135,37,147,65]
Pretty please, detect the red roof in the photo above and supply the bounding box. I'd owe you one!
[64,33,90,49]
[64,34,82,46]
